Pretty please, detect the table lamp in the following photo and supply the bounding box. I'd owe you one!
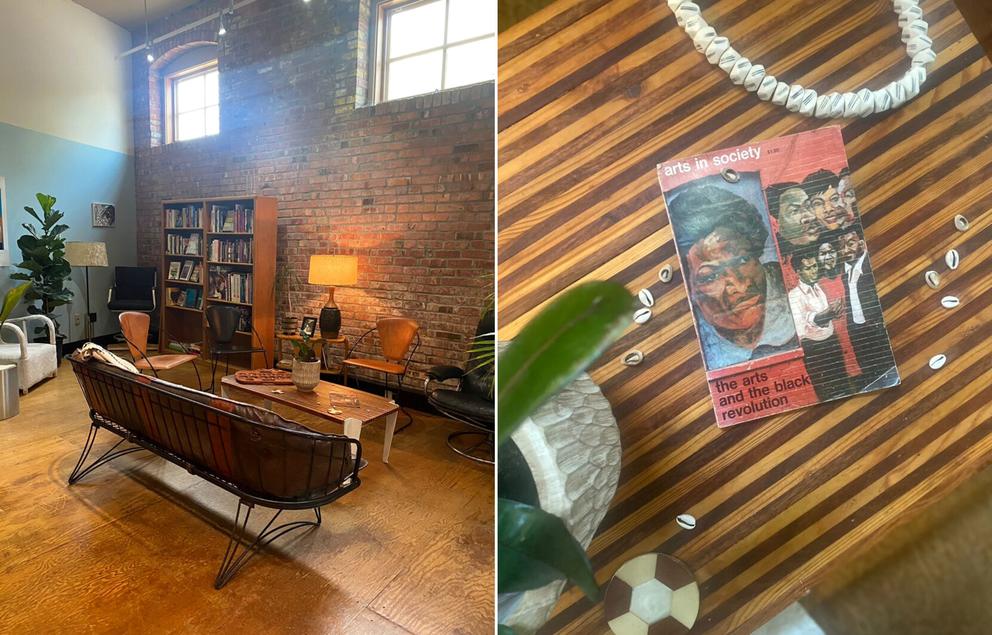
[65,241,109,341]
[308,255,357,338]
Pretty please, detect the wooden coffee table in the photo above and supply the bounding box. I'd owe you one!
[220,375,400,463]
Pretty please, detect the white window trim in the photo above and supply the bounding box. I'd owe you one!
[164,59,219,144]
[372,0,494,104]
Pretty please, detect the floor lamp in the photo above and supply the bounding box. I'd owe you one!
[65,242,108,342]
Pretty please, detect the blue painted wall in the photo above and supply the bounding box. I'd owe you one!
[0,121,136,342]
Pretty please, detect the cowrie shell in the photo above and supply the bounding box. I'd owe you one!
[621,350,644,366]
[638,289,655,307]
[928,354,946,370]
[721,168,740,183]
[941,296,960,309]
[676,514,697,530]
[945,249,960,270]
[659,264,674,283]
[925,270,940,289]
[954,215,970,231]
[633,308,652,324]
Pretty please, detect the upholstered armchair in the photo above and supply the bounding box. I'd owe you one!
[425,310,494,464]
[0,315,58,393]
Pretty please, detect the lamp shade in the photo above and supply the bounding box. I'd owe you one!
[65,241,108,267]
[308,255,357,286]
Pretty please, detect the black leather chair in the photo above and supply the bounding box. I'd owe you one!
[425,310,494,464]
[205,305,269,392]
[108,267,158,343]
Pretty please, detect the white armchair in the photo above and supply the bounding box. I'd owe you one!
[0,315,58,393]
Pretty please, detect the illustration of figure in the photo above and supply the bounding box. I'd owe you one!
[787,248,849,400]
[668,183,799,370]
[766,182,821,249]
[803,169,846,232]
[815,230,862,380]
[838,227,899,390]
[837,167,859,228]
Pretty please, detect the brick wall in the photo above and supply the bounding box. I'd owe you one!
[131,0,494,390]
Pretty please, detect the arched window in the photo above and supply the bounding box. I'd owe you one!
[150,43,220,144]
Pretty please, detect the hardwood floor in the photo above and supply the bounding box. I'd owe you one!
[0,361,493,634]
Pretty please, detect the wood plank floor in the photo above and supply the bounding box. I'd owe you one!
[0,361,493,634]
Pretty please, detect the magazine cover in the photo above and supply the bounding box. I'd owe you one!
[657,127,900,427]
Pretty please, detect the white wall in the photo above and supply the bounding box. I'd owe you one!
[0,0,134,154]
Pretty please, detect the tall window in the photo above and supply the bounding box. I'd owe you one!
[165,61,219,143]
[375,0,496,103]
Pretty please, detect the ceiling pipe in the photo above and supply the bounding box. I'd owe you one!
[117,0,261,60]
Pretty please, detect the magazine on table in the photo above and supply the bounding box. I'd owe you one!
[656,127,899,427]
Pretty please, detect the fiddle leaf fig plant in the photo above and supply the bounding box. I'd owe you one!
[497,281,635,630]
[10,194,73,337]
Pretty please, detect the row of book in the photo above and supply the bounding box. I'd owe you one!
[208,238,253,263]
[210,204,254,233]
[167,260,202,283]
[209,268,253,304]
[166,233,201,255]
[165,205,201,229]
[167,286,203,310]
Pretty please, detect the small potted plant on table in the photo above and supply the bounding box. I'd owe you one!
[291,332,321,392]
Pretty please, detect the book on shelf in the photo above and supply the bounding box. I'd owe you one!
[166,233,201,256]
[167,261,181,280]
[179,260,194,281]
[190,263,201,283]
[165,205,201,229]
[167,286,202,310]
[655,127,899,428]
[208,237,253,263]
[210,204,254,233]
[236,307,252,332]
[208,267,253,304]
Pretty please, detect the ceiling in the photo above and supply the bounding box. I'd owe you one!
[73,0,201,32]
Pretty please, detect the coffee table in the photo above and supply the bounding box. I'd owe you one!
[500,1,992,633]
[220,375,400,463]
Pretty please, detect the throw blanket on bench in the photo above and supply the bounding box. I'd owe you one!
[67,353,361,588]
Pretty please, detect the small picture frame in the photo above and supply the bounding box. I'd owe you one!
[300,317,317,339]
[92,203,115,228]
[168,261,181,280]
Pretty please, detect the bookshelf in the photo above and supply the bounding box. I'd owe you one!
[160,196,277,369]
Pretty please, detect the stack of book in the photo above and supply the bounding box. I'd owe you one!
[209,268,253,304]
[167,286,203,310]
[208,238,253,263]
[166,233,201,255]
[165,206,201,228]
[210,204,254,233]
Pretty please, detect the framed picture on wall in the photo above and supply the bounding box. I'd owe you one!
[0,177,9,266]
[92,203,115,228]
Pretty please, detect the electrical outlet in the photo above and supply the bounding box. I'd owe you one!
[73,313,81,326]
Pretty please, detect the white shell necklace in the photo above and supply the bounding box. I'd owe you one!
[667,0,937,118]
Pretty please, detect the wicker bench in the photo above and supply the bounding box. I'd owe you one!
[67,355,361,588]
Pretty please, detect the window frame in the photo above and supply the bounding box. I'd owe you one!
[371,0,494,104]
[164,59,220,144]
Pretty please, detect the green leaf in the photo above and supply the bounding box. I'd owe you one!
[498,499,601,601]
[0,283,31,327]
[497,281,634,445]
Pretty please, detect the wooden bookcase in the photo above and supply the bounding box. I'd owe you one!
[160,196,277,369]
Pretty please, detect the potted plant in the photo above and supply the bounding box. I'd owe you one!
[498,281,634,634]
[290,331,321,391]
[10,194,73,361]
[0,282,32,420]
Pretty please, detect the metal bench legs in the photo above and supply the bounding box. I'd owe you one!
[214,499,323,589]
[67,423,146,485]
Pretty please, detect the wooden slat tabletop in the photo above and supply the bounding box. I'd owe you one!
[497,1,992,633]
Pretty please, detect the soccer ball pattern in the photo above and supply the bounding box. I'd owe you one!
[604,553,700,634]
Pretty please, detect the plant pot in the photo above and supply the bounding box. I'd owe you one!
[292,359,321,392]
[498,370,622,634]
